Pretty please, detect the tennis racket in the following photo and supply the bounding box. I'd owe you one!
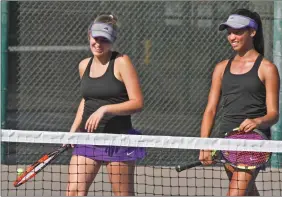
[176,128,270,172]
[176,150,218,172]
[14,145,71,187]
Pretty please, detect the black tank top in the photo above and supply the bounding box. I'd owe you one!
[80,51,132,134]
[220,55,270,137]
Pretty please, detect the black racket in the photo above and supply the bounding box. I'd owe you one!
[176,150,217,172]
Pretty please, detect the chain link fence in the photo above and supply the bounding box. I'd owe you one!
[5,1,275,165]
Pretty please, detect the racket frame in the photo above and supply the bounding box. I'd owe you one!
[175,128,270,172]
[13,145,70,187]
[222,128,270,170]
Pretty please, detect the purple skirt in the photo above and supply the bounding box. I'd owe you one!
[72,129,146,162]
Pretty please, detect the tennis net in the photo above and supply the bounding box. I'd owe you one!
[1,129,282,196]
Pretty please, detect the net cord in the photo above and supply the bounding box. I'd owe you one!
[1,129,282,152]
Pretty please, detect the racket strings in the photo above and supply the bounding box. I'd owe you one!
[223,130,270,167]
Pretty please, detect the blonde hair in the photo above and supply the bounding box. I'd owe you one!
[87,13,118,41]
[93,14,118,31]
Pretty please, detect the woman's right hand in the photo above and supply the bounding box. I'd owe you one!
[199,150,213,165]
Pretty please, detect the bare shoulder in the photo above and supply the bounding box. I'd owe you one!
[215,59,229,69]
[213,59,229,76]
[261,58,278,73]
[114,53,135,75]
[79,57,91,70]
[78,57,91,78]
[115,53,133,67]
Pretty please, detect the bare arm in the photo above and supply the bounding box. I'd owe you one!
[103,54,144,115]
[199,60,226,165]
[70,99,85,132]
[69,58,89,132]
[200,61,227,137]
[254,60,280,129]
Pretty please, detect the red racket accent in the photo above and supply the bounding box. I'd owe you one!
[14,157,46,187]
[38,155,49,163]
[14,145,70,187]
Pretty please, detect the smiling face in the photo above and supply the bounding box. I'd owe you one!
[87,14,118,58]
[226,27,256,53]
[89,36,112,57]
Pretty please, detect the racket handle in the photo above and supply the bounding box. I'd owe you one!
[175,161,202,172]
[64,144,71,148]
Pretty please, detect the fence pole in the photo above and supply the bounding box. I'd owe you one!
[271,0,282,168]
[1,1,8,164]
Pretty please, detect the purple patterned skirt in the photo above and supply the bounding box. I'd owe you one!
[72,129,146,162]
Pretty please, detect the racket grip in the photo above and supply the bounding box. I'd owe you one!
[175,161,202,172]
[64,144,71,148]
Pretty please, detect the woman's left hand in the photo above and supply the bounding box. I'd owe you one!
[239,118,260,132]
[85,106,107,132]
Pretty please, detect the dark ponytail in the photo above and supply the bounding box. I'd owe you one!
[252,12,264,55]
[232,9,264,55]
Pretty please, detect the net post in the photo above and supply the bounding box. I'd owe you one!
[271,0,282,169]
[1,0,8,164]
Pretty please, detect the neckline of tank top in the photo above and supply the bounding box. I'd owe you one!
[88,53,114,79]
[228,54,263,76]
[86,52,124,84]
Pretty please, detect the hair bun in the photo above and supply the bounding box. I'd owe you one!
[110,14,118,24]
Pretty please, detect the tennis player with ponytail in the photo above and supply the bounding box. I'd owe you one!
[66,13,145,196]
[199,9,279,196]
